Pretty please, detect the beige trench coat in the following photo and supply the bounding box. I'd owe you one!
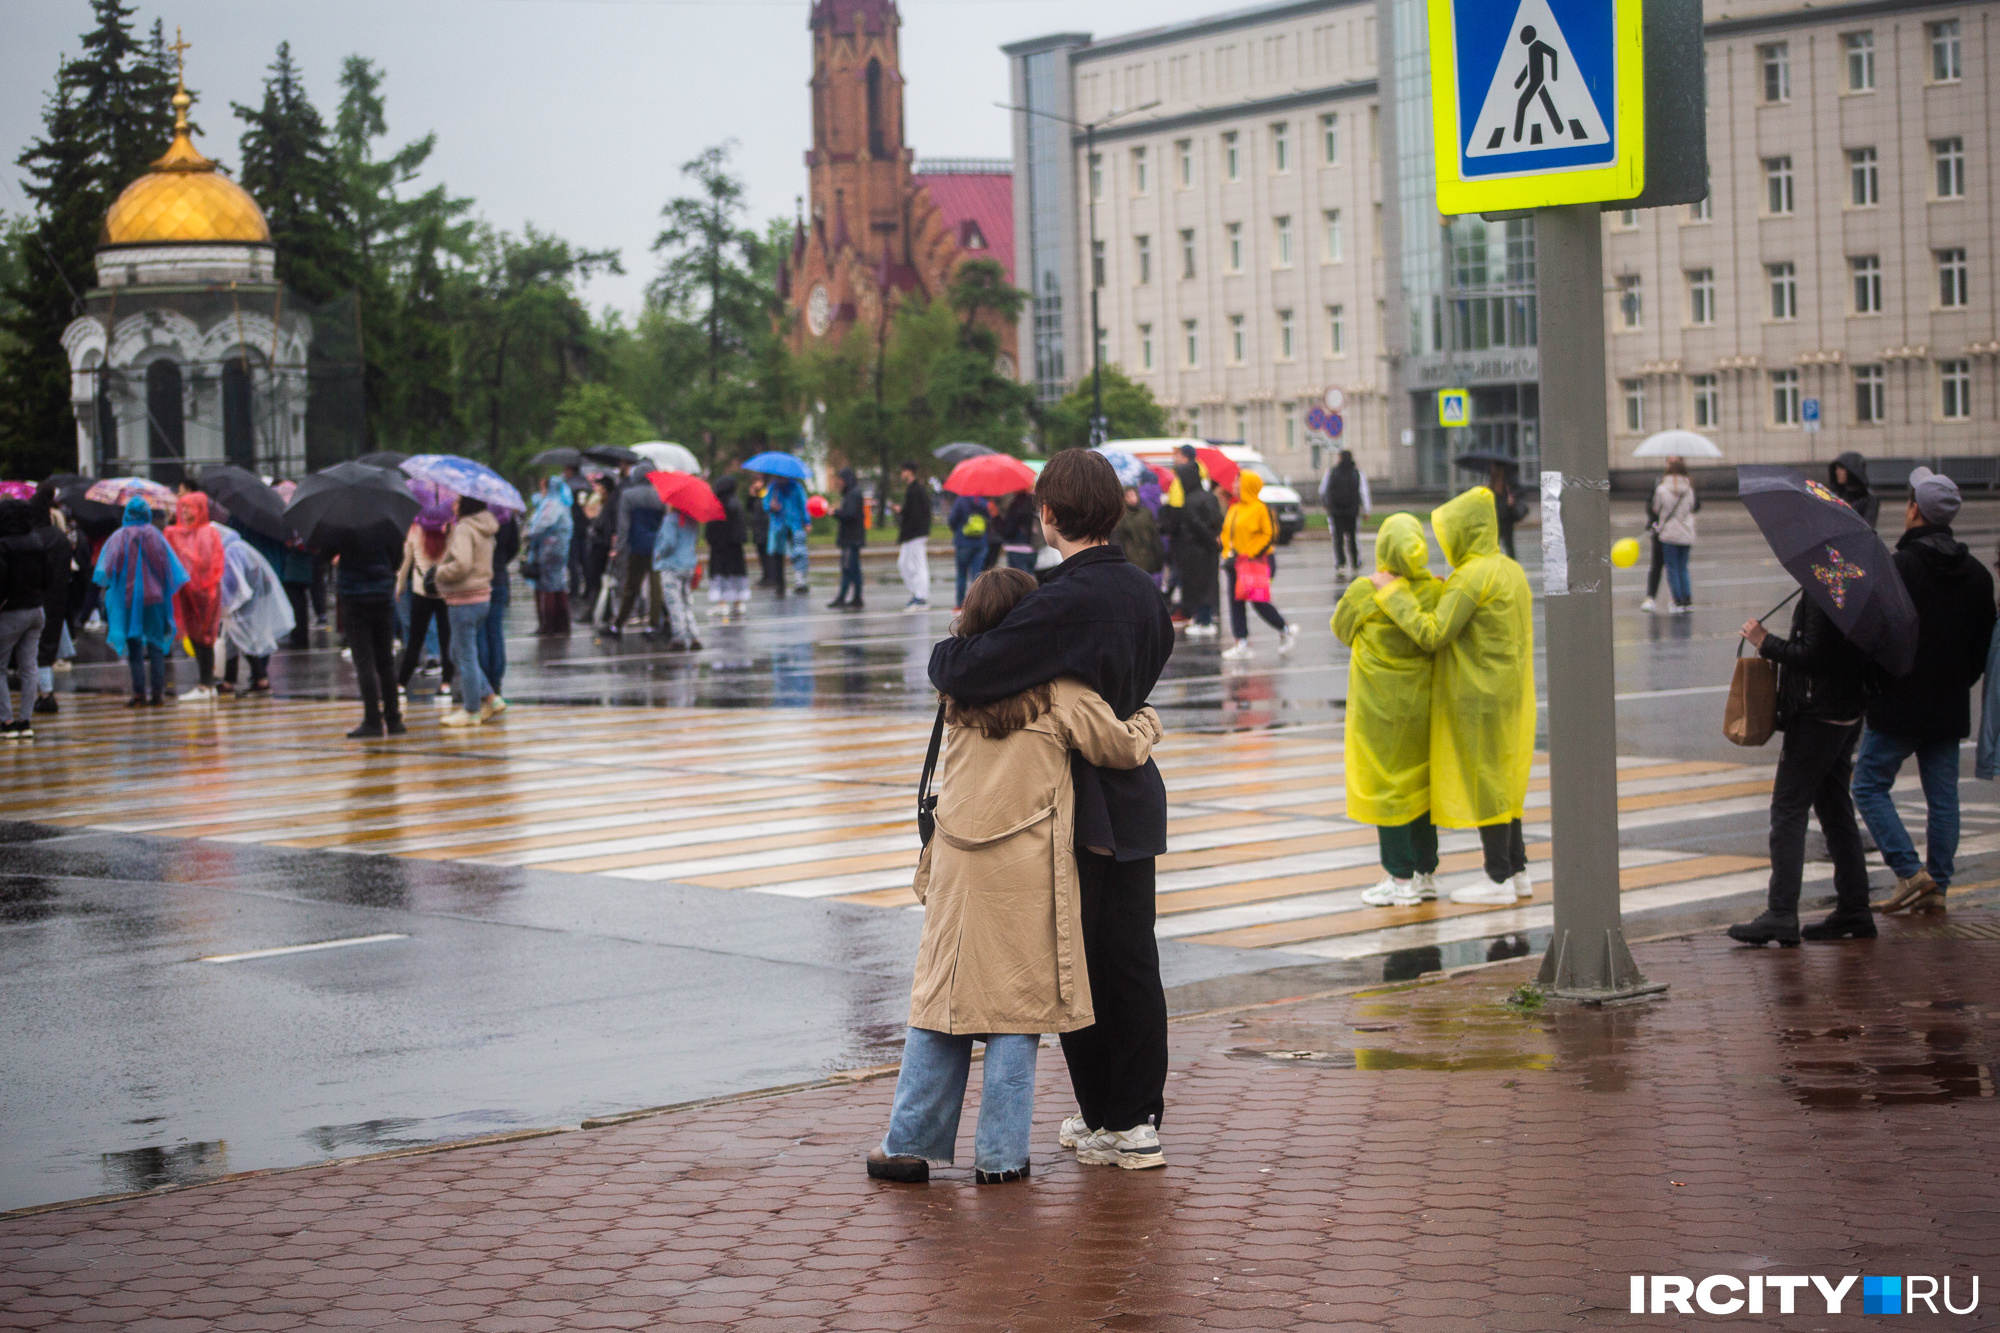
[909,678,1162,1036]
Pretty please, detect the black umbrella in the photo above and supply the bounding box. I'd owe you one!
[1738,464,1917,677]
[284,460,421,552]
[584,444,643,465]
[1453,448,1520,472]
[355,450,409,469]
[933,441,995,466]
[530,447,585,470]
[54,477,123,529]
[198,465,288,541]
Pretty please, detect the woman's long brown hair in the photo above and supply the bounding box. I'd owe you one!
[944,567,1054,738]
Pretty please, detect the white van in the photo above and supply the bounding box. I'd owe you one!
[1112,439,1307,544]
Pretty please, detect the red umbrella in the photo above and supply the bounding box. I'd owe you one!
[647,470,725,522]
[944,454,1038,498]
[1193,447,1241,489]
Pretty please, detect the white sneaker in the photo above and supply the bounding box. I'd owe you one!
[1185,622,1217,640]
[1279,623,1300,655]
[1511,868,1534,900]
[1361,875,1420,907]
[1639,597,1657,613]
[1449,880,1520,906]
[1412,872,1440,901]
[1222,640,1253,660]
[1672,603,1693,615]
[440,708,480,728]
[478,696,507,722]
[183,686,215,702]
[1074,1123,1166,1170]
[1058,1113,1095,1148]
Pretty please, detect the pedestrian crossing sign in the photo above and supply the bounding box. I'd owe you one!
[1438,389,1471,428]
[1429,0,1646,213]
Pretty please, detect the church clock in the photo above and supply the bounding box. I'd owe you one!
[806,284,832,338]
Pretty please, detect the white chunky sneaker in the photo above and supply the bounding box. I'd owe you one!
[1058,1113,1095,1148]
[1279,623,1300,654]
[1450,879,1520,906]
[1222,640,1254,660]
[1511,868,1534,900]
[1074,1123,1166,1170]
[1361,875,1419,907]
[1412,872,1440,902]
[1639,597,1657,613]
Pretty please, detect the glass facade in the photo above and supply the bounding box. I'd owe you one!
[1021,48,1069,403]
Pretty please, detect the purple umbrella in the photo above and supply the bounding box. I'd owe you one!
[400,455,525,515]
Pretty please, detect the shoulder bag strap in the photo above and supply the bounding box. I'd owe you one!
[917,699,945,846]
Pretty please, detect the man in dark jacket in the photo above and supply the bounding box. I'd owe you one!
[1320,450,1366,574]
[1729,592,1879,946]
[829,467,867,610]
[1158,462,1222,635]
[894,461,931,612]
[1853,469,1994,915]
[28,484,73,716]
[930,449,1176,1168]
[605,479,665,636]
[334,526,404,737]
[0,500,51,736]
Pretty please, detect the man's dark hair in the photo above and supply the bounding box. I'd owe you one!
[1034,449,1124,543]
[900,460,921,476]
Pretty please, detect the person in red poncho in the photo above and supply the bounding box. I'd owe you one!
[166,492,226,701]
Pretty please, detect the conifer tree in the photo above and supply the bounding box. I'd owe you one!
[234,43,354,304]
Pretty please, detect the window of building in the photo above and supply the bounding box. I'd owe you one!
[1938,247,1969,307]
[1275,215,1293,267]
[1328,304,1346,355]
[1185,406,1201,437]
[1767,262,1798,320]
[1931,20,1962,82]
[1322,209,1343,262]
[1177,139,1193,188]
[1089,153,1103,202]
[1692,374,1720,428]
[1688,269,1716,325]
[1854,363,1885,423]
[1321,112,1340,165]
[1688,196,1712,223]
[1623,379,1645,432]
[1851,255,1882,314]
[1092,240,1105,290]
[1272,122,1291,173]
[1771,369,1801,425]
[1844,32,1875,91]
[1618,274,1642,329]
[1764,156,1795,215]
[1132,146,1149,196]
[1278,309,1295,360]
[1284,402,1299,450]
[1096,327,1108,368]
[1226,222,1243,273]
[1616,209,1638,229]
[1940,359,1972,419]
[1373,202,1384,257]
[1234,404,1249,442]
[1136,235,1152,285]
[1230,314,1247,364]
[1934,137,1965,199]
[1223,132,1240,181]
[1369,105,1380,159]
[1180,229,1197,280]
[1760,42,1790,102]
[1139,324,1154,371]
[1848,147,1879,206]
[1183,319,1200,367]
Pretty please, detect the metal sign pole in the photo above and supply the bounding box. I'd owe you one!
[1533,202,1663,1002]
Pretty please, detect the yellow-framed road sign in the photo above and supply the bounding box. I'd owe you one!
[1437,389,1470,428]
[1430,0,1646,213]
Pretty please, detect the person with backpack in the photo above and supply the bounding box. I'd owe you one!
[947,492,992,610]
[605,477,665,636]
[1319,450,1369,577]
[0,499,51,736]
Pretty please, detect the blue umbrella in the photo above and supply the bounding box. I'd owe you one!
[401,455,526,514]
[742,451,810,481]
[1092,445,1149,487]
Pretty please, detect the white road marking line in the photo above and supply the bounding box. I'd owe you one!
[198,934,409,964]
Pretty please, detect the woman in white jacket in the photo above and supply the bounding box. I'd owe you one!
[1650,458,1697,614]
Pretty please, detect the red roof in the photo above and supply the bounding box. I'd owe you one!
[810,0,897,34]
[919,172,1014,285]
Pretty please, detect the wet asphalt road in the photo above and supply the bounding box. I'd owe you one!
[10,498,1999,1212]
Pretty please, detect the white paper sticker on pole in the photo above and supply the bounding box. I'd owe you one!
[1541,470,1568,596]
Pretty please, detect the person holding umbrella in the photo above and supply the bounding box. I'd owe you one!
[650,491,704,651]
[434,496,501,727]
[1649,458,1698,614]
[605,474,665,637]
[94,497,189,707]
[397,502,457,696]
[332,520,403,736]
[946,492,993,610]
[746,477,777,591]
[0,500,51,736]
[746,452,813,596]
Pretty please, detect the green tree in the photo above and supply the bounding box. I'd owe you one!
[547,382,653,452]
[235,42,354,303]
[1041,363,1168,451]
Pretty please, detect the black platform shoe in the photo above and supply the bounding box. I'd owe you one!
[1727,911,1800,947]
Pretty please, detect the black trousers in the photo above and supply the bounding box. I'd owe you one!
[1059,852,1169,1134]
[284,582,311,648]
[222,653,268,686]
[1768,720,1870,917]
[398,594,453,687]
[1479,819,1527,883]
[1646,534,1666,599]
[1331,512,1361,568]
[347,597,400,724]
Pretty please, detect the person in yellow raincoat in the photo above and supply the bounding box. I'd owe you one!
[1369,486,1536,906]
[1334,513,1442,906]
[1220,471,1299,659]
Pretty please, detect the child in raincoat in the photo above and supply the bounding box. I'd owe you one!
[1369,486,1536,906]
[650,504,702,650]
[94,497,189,706]
[1334,514,1443,906]
[1219,471,1298,660]
[165,492,225,701]
[869,567,1163,1187]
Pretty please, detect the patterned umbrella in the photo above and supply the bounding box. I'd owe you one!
[400,455,525,514]
[1092,446,1150,487]
[85,476,176,510]
[0,481,36,502]
[647,470,725,522]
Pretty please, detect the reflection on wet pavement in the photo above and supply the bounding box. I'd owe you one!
[99,1141,228,1195]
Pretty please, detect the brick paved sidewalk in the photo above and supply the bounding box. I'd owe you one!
[4,920,1998,1332]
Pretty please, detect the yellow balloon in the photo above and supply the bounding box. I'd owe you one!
[1610,538,1642,569]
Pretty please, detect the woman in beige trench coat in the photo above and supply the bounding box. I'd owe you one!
[870,569,1162,1186]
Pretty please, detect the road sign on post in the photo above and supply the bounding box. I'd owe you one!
[1438,389,1471,428]
[1430,0,1703,1004]
[1802,398,1821,433]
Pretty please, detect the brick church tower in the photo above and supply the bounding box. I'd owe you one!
[782,0,1017,374]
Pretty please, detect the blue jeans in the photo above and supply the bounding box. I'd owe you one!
[953,539,985,607]
[125,639,165,699]
[1661,543,1692,606]
[1005,550,1036,573]
[785,528,810,590]
[836,545,864,603]
[479,574,508,694]
[446,601,490,712]
[1853,728,1961,891]
[881,1028,1040,1173]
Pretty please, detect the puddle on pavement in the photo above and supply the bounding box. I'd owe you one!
[101,1140,229,1193]
[0,875,108,924]
[1779,1014,1996,1107]
[1228,1046,1554,1071]
[301,1109,537,1155]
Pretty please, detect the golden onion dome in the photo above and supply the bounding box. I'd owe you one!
[100,81,270,248]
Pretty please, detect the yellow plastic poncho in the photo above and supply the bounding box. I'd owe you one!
[1373,486,1536,829]
[1221,471,1275,558]
[1332,514,1440,826]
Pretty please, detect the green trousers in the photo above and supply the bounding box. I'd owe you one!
[1378,813,1440,879]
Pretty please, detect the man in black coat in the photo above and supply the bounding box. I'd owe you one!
[1853,469,1994,915]
[829,467,867,610]
[929,449,1176,1168]
[894,461,932,612]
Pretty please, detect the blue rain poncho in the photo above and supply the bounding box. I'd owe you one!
[524,478,574,592]
[93,497,189,651]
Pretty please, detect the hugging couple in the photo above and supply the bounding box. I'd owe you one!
[865,449,1177,1185]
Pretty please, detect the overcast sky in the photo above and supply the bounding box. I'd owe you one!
[0,0,1241,313]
